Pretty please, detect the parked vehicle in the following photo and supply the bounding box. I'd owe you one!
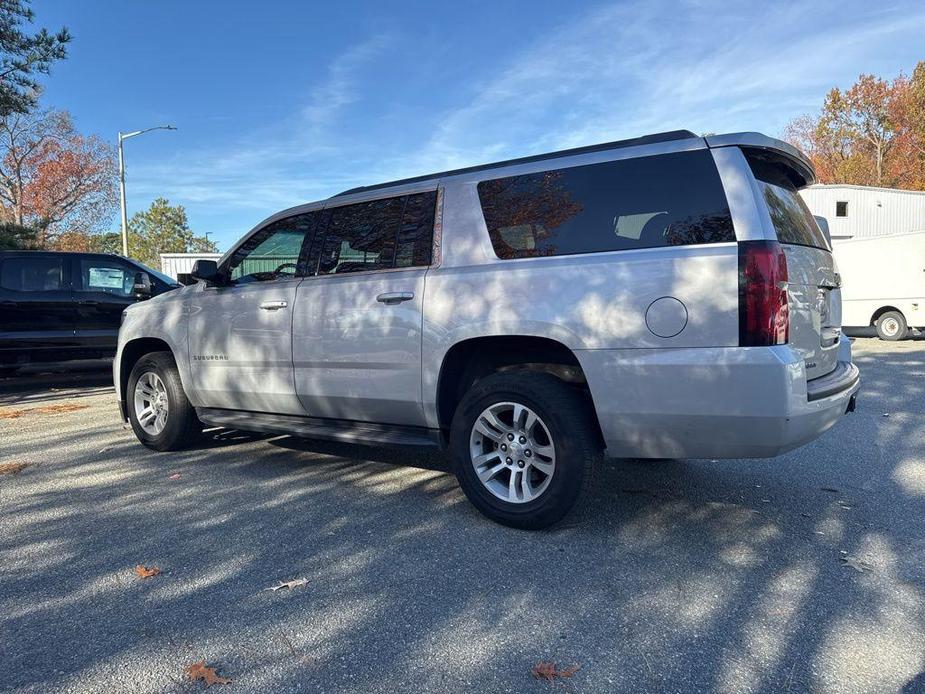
[0,251,178,374]
[830,231,925,340]
[115,130,860,529]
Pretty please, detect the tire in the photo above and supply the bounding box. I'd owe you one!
[449,371,600,530]
[876,311,907,341]
[127,351,201,451]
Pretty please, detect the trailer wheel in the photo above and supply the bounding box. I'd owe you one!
[876,311,907,341]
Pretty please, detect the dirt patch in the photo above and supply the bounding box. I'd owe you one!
[0,463,29,475]
[0,403,89,419]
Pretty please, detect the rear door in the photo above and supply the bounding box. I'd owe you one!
[0,253,76,361]
[749,156,840,380]
[291,190,437,426]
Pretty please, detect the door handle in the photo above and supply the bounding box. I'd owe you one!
[259,300,288,311]
[376,291,414,305]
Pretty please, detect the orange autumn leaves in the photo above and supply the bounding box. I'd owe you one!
[134,565,161,579]
[185,661,231,687]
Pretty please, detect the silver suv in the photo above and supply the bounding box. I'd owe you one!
[115,130,860,529]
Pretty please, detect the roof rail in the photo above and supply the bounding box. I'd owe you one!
[333,129,698,198]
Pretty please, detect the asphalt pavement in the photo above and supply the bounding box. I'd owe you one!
[0,339,923,693]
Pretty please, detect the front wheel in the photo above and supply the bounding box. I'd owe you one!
[449,372,600,530]
[127,351,201,451]
[876,311,907,341]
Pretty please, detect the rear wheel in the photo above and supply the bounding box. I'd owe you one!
[449,371,600,530]
[127,351,201,451]
[876,311,907,341]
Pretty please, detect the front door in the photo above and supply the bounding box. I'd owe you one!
[291,190,437,426]
[72,255,147,352]
[188,211,319,414]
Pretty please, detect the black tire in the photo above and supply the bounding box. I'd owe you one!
[449,371,600,530]
[127,351,201,451]
[876,310,907,341]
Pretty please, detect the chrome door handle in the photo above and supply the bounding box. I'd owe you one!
[376,291,414,305]
[259,300,288,311]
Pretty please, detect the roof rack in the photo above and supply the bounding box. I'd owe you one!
[333,129,698,198]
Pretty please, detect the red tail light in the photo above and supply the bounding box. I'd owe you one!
[739,241,789,346]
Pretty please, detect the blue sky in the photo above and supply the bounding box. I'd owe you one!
[37,0,925,250]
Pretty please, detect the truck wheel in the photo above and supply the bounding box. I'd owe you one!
[449,371,600,530]
[127,351,201,451]
[876,311,907,341]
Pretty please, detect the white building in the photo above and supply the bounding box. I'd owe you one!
[159,252,223,281]
[799,184,925,241]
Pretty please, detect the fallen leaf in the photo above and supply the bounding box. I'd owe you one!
[841,555,873,573]
[264,578,309,591]
[134,565,161,579]
[532,661,580,683]
[0,404,89,419]
[98,446,112,453]
[185,660,231,687]
[32,404,90,415]
[169,473,182,480]
[0,462,29,475]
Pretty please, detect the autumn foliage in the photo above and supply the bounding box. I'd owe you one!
[785,61,925,190]
[0,108,117,247]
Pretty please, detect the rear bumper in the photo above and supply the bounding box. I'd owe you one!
[576,345,859,460]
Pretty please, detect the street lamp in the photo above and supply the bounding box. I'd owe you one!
[118,125,177,257]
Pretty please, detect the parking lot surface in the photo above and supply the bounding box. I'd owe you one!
[1,339,924,693]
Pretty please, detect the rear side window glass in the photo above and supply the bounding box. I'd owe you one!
[0,257,64,291]
[748,156,829,250]
[317,191,437,275]
[477,150,734,259]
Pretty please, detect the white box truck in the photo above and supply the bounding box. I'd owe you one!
[833,231,925,340]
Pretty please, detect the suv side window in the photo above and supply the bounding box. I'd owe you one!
[477,150,735,259]
[0,256,65,292]
[226,212,319,284]
[75,257,136,297]
[316,191,437,275]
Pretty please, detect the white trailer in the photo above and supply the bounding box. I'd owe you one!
[833,231,925,340]
[800,184,925,241]
[159,253,223,281]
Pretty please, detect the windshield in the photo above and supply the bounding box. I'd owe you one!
[748,156,829,250]
[132,259,180,287]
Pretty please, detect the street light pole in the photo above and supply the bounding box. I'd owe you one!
[118,125,177,258]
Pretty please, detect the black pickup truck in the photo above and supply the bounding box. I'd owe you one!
[0,251,179,374]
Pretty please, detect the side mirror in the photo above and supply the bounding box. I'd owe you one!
[132,271,153,299]
[191,259,220,285]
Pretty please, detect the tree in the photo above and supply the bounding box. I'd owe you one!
[785,62,925,190]
[0,219,34,248]
[0,0,70,117]
[0,108,118,247]
[129,197,216,267]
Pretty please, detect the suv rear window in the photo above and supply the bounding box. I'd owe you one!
[747,155,829,250]
[477,150,735,260]
[0,256,64,291]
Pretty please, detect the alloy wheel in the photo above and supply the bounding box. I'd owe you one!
[133,371,169,436]
[469,401,556,503]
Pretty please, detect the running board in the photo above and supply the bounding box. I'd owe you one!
[196,407,442,448]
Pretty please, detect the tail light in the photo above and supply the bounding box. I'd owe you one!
[739,240,789,346]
